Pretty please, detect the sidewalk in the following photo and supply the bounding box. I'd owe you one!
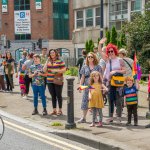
[0,76,150,150]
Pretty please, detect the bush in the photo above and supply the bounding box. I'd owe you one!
[64,67,78,76]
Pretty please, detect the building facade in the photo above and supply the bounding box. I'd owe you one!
[73,0,149,58]
[0,0,74,57]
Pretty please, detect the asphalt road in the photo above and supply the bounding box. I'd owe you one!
[0,118,96,150]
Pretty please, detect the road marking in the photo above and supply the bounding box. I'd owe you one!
[6,125,70,150]
[4,120,85,150]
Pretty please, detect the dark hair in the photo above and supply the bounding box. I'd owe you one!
[33,54,41,60]
[48,49,59,61]
[28,52,34,58]
[42,47,47,51]
[5,52,12,60]
[82,50,87,56]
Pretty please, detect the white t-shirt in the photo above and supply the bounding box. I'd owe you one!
[0,65,5,75]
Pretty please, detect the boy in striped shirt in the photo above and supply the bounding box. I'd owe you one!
[124,77,140,126]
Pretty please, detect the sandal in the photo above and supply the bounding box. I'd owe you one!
[57,111,63,116]
[50,110,57,115]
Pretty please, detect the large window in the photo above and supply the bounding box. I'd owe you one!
[14,0,30,10]
[86,8,93,27]
[131,0,141,11]
[53,0,69,39]
[14,0,31,40]
[76,10,83,28]
[95,7,100,26]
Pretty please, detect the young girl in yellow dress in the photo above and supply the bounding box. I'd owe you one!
[89,71,108,127]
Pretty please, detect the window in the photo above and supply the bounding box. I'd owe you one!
[14,0,30,10]
[115,3,121,11]
[14,0,31,40]
[86,8,93,27]
[95,7,100,26]
[131,0,141,11]
[53,1,69,39]
[76,10,83,28]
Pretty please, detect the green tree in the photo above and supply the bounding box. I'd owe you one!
[110,26,117,45]
[85,39,94,53]
[105,30,110,45]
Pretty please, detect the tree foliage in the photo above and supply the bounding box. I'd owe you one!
[110,26,117,45]
[85,39,94,53]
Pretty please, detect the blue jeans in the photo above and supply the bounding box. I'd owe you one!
[32,85,46,108]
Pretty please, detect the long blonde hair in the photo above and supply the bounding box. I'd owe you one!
[85,52,99,66]
[89,71,102,85]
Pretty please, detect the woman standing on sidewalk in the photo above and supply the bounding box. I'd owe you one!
[16,51,27,97]
[43,49,66,115]
[77,52,102,123]
[22,53,34,99]
[103,44,126,124]
[4,52,15,92]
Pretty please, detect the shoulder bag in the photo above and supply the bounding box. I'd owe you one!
[110,60,125,87]
[53,73,64,85]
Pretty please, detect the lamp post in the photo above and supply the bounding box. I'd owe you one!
[100,0,104,39]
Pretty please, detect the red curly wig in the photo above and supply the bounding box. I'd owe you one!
[106,43,118,56]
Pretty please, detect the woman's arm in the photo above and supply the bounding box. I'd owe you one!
[43,59,49,72]
[80,74,85,85]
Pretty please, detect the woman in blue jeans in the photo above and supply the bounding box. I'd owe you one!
[29,54,47,116]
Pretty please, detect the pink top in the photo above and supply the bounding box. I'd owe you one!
[103,57,124,81]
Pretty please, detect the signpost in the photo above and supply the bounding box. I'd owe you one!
[14,10,31,34]
[35,0,42,10]
[2,0,8,13]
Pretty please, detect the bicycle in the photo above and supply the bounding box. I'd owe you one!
[0,116,5,140]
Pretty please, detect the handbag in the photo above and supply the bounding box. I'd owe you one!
[110,60,125,87]
[53,73,64,85]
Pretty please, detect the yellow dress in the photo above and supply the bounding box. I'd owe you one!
[88,83,104,108]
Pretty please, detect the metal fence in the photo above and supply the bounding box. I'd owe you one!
[62,57,77,68]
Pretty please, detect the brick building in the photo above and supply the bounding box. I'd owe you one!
[0,0,74,58]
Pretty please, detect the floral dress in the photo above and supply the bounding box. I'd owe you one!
[80,65,102,110]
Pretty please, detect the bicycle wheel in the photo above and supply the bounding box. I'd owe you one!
[0,116,4,140]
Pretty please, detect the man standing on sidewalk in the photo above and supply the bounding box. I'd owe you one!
[29,54,47,116]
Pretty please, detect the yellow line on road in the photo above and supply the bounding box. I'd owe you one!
[4,120,85,150]
[6,125,70,150]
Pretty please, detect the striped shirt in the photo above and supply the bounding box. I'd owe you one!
[124,86,138,105]
[47,59,65,83]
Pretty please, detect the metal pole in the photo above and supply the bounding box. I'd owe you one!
[65,77,76,129]
[100,0,104,39]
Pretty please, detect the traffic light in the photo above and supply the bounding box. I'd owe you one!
[7,40,11,48]
[32,43,36,50]
[38,38,42,49]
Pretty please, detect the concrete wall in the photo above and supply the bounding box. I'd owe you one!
[73,0,100,9]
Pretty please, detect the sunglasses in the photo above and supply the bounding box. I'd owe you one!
[92,74,99,77]
[108,50,114,53]
[88,56,94,59]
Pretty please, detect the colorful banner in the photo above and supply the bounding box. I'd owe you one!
[14,10,31,34]
[2,0,8,13]
[35,0,42,10]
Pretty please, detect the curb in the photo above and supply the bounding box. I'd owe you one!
[0,110,133,150]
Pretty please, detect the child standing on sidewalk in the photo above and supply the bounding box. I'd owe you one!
[29,54,47,116]
[124,77,140,126]
[88,71,108,127]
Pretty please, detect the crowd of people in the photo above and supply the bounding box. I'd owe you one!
[0,38,149,128]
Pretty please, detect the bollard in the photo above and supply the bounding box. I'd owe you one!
[65,77,76,129]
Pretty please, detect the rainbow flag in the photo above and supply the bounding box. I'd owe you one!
[132,53,142,80]
[77,85,95,90]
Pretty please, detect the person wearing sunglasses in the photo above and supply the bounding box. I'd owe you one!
[77,52,102,123]
[103,43,126,124]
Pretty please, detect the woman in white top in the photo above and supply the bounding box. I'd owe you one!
[103,43,126,124]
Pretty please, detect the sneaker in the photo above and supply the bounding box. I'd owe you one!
[77,118,86,123]
[116,117,121,124]
[89,123,95,127]
[32,109,39,115]
[106,118,113,124]
[134,123,138,126]
[96,121,103,127]
[42,109,48,116]
[126,122,131,126]
[23,96,27,99]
